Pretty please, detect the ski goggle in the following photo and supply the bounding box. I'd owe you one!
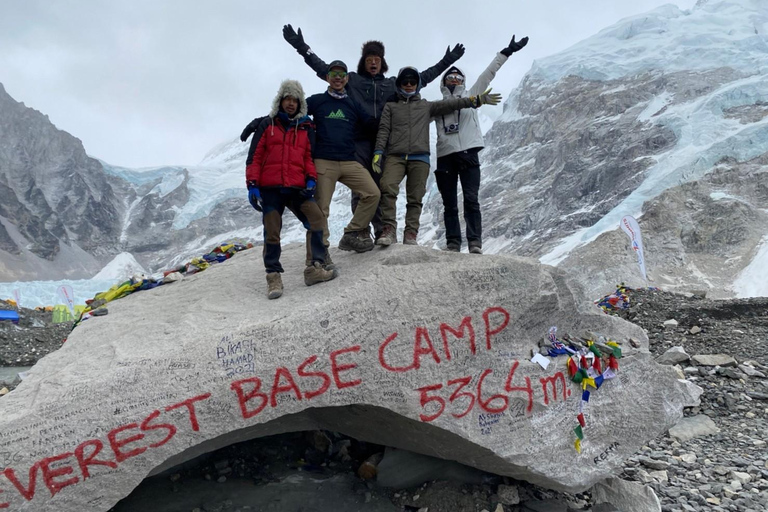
[400,77,418,86]
[445,73,465,83]
[365,56,382,65]
[328,70,347,79]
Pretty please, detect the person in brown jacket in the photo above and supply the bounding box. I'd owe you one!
[373,67,501,246]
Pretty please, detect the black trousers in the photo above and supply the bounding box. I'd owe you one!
[435,150,482,248]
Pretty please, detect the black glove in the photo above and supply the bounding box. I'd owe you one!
[444,44,465,63]
[283,24,310,55]
[500,36,529,57]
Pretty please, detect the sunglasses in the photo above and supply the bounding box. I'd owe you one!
[400,78,418,86]
[445,73,465,83]
[328,70,347,79]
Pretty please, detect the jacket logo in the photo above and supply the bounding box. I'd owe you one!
[326,109,347,120]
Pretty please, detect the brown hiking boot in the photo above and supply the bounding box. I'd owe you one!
[324,250,335,270]
[338,230,374,253]
[304,261,338,286]
[307,250,336,270]
[403,230,418,245]
[266,272,283,300]
[376,224,396,246]
[445,243,460,252]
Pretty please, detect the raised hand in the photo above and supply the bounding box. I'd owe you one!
[501,35,529,57]
[282,24,305,49]
[444,43,465,62]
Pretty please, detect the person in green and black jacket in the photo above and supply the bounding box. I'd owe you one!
[282,24,465,241]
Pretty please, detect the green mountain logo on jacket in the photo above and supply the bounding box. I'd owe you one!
[326,109,347,120]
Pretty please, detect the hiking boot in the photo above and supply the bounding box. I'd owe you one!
[403,230,418,246]
[307,250,336,270]
[376,225,396,246]
[304,261,338,286]
[338,230,374,253]
[323,250,335,270]
[445,243,460,253]
[266,272,283,300]
[469,243,483,254]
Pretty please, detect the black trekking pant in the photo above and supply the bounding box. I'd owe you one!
[435,150,482,248]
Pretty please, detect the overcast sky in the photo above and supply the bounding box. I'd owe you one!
[1,0,698,168]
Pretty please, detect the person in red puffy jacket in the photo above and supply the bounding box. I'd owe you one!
[245,79,337,299]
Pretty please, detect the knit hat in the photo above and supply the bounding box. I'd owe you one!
[357,40,389,75]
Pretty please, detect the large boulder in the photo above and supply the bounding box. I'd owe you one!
[0,245,699,511]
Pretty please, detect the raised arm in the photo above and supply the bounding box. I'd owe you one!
[469,36,529,95]
[282,24,330,80]
[419,44,465,86]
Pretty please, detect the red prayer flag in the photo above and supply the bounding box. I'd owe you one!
[577,413,586,427]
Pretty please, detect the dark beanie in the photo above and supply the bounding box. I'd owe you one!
[357,40,389,76]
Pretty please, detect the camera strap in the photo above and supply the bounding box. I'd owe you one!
[441,110,461,134]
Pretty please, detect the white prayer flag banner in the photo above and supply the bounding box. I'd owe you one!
[57,284,75,316]
[620,215,648,282]
[12,289,20,308]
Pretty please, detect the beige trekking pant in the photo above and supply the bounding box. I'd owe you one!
[314,159,381,247]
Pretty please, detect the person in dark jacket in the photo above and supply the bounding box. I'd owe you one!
[434,35,529,254]
[246,80,337,299]
[373,67,501,246]
[282,24,465,240]
[306,60,381,255]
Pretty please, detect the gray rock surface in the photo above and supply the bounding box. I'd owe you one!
[0,245,698,511]
[657,346,690,365]
[692,354,738,367]
[668,415,720,442]
[592,477,661,512]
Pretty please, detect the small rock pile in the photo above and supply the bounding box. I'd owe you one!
[0,300,71,369]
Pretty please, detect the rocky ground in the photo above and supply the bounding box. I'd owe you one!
[1,289,767,512]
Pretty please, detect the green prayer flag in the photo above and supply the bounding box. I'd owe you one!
[589,344,602,357]
[612,346,622,358]
[574,425,584,440]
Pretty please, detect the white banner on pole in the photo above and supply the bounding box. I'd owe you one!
[12,289,21,309]
[620,215,648,282]
[57,284,76,316]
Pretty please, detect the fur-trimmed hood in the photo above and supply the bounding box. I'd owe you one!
[269,79,308,119]
[357,40,389,76]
